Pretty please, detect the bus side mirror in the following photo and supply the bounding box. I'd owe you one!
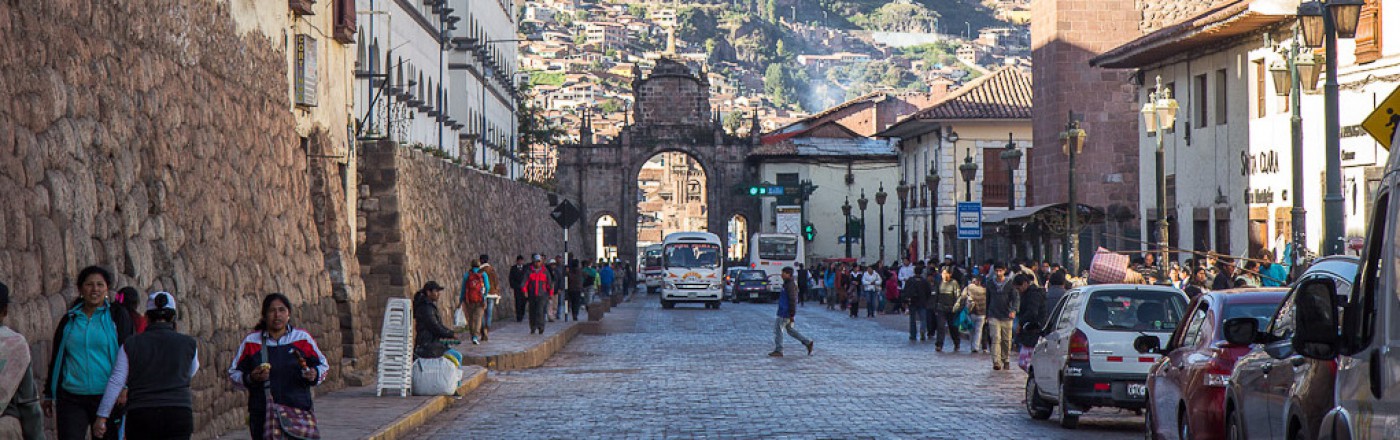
[1293,278,1341,360]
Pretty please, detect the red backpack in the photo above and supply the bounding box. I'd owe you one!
[465,271,486,304]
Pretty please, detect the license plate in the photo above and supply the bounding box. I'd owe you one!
[1127,383,1147,398]
[751,293,760,298]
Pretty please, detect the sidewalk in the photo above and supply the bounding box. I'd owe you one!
[212,293,628,440]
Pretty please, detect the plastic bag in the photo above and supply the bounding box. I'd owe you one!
[1017,346,1034,371]
[412,357,462,396]
[453,308,467,327]
[955,309,972,333]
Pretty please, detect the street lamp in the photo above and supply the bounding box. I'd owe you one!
[959,148,978,202]
[896,181,910,261]
[876,183,888,264]
[927,163,941,262]
[1298,0,1363,256]
[858,189,869,260]
[958,149,978,267]
[842,197,853,258]
[1141,76,1179,273]
[1273,28,1320,279]
[1059,112,1087,271]
[1000,132,1022,209]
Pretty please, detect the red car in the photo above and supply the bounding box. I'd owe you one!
[1134,288,1286,439]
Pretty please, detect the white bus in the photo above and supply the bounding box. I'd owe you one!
[640,244,663,294]
[659,232,724,309]
[749,233,805,292]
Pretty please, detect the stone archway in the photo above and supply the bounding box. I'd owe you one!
[555,58,759,266]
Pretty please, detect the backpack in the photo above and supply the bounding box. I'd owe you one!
[465,271,486,304]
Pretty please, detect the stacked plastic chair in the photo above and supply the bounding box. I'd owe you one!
[376,298,414,397]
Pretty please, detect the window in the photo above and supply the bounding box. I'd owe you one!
[1224,302,1282,340]
[1347,192,1388,349]
[1268,292,1297,341]
[1216,69,1228,125]
[1355,0,1382,64]
[1043,292,1071,335]
[1083,290,1188,332]
[1254,60,1266,119]
[1177,304,1209,348]
[1195,74,1209,128]
[1056,292,1081,332]
[332,0,357,44]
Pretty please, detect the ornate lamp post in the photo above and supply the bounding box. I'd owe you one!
[896,181,910,261]
[842,197,853,259]
[1270,26,1321,277]
[1060,112,1087,271]
[958,149,978,267]
[1141,76,1179,273]
[959,149,978,202]
[858,189,870,260]
[1000,132,1022,209]
[1298,0,1363,256]
[926,164,940,261]
[876,183,888,263]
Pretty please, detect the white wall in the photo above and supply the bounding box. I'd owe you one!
[757,160,901,264]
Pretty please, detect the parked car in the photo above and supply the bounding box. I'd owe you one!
[1221,256,1357,440]
[723,267,746,300]
[732,270,777,302]
[1025,284,1190,429]
[1135,288,1287,440]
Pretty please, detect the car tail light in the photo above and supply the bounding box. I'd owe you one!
[1069,329,1090,361]
[1204,354,1233,388]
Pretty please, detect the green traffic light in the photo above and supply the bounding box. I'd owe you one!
[748,187,759,196]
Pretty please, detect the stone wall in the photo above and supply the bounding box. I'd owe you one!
[0,0,367,438]
[358,142,565,327]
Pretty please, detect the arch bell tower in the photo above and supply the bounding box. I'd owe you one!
[554,58,759,265]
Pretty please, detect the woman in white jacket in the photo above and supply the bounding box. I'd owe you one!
[860,266,883,318]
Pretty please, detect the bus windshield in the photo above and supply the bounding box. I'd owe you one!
[643,249,662,268]
[757,236,798,261]
[664,243,721,268]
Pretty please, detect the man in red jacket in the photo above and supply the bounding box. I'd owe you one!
[523,255,555,334]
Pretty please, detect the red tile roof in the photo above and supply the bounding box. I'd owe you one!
[905,67,1032,121]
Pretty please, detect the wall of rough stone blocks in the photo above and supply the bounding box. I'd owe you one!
[0,0,369,438]
[357,141,565,330]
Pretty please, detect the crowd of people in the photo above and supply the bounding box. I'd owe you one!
[776,249,1295,369]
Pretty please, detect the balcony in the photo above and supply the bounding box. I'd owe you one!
[983,183,1010,208]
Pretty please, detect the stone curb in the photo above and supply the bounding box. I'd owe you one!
[458,321,582,371]
[363,366,488,440]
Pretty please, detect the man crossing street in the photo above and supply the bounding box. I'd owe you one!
[769,267,814,357]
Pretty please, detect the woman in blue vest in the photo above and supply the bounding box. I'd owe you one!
[43,265,134,440]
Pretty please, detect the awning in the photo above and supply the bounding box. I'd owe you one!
[982,202,1106,234]
[1090,0,1297,69]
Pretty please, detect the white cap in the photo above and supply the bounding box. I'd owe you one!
[944,254,953,260]
[147,291,176,311]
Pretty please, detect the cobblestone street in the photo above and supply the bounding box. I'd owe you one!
[414,298,1143,439]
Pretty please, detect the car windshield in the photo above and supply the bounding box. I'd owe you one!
[1220,302,1281,335]
[739,271,767,281]
[664,243,721,268]
[1084,290,1188,332]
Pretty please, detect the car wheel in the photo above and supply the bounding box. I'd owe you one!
[1178,407,1191,440]
[661,300,674,309]
[712,301,721,309]
[1144,403,1157,440]
[1058,381,1080,429]
[1025,375,1053,420]
[1226,407,1245,440]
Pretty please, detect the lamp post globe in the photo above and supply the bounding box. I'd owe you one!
[1000,132,1022,209]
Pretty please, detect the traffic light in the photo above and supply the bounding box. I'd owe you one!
[802,223,815,242]
[747,185,768,196]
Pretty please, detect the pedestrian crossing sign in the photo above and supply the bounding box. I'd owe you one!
[1361,84,1400,150]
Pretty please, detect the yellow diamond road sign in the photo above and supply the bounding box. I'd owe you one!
[1362,84,1400,150]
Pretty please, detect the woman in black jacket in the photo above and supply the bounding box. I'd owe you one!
[44,266,134,440]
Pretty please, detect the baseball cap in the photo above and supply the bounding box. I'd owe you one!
[533,254,543,262]
[0,281,9,307]
[147,291,176,311]
[423,281,445,292]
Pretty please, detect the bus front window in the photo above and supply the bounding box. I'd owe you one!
[665,243,721,268]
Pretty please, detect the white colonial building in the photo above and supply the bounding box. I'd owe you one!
[1091,0,1395,261]
[354,0,521,176]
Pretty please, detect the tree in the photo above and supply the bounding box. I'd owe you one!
[764,64,789,107]
[516,83,564,153]
[626,4,646,19]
